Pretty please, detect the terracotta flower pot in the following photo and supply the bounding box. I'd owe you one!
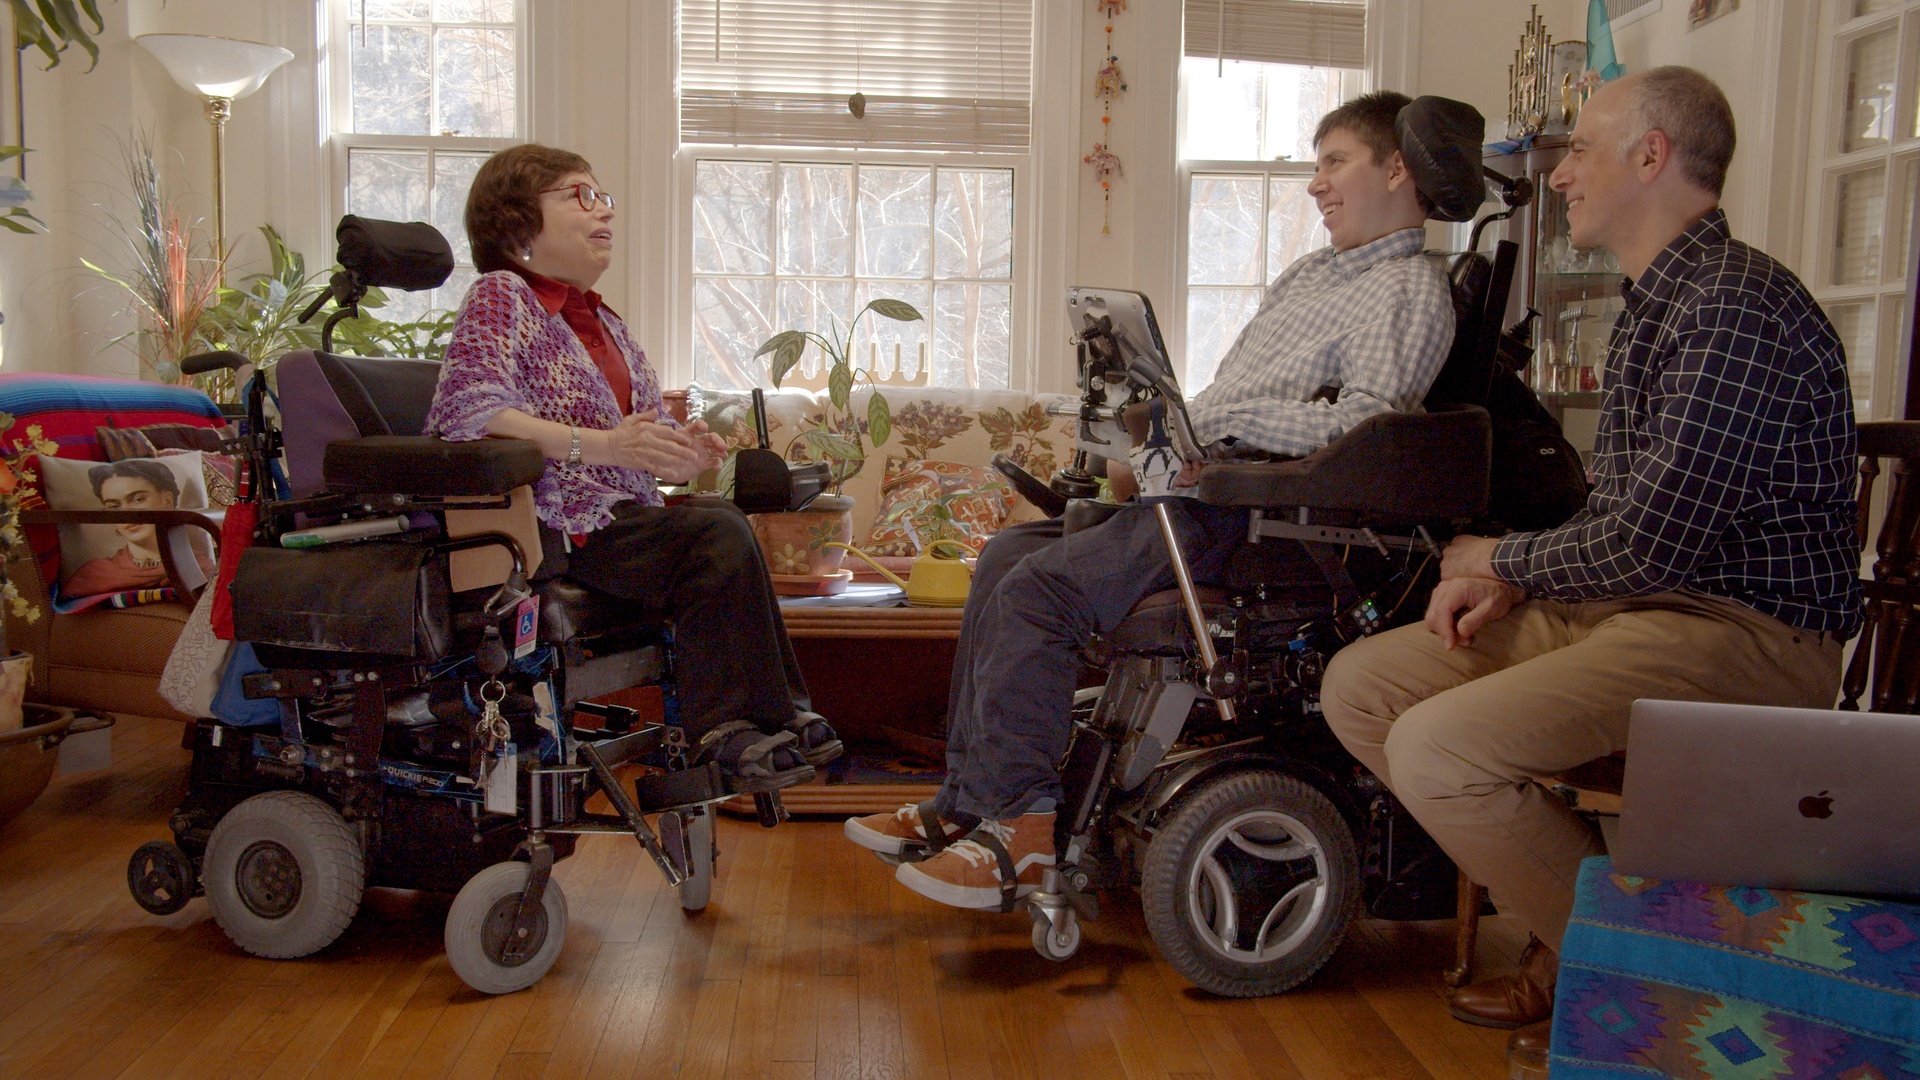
[749,494,856,577]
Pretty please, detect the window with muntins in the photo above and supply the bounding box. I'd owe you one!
[1178,0,1365,393]
[679,0,1031,391]
[328,0,527,320]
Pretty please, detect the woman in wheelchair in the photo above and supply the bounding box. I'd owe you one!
[424,143,839,786]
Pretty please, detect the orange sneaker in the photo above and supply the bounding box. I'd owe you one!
[895,813,1056,909]
[843,803,963,856]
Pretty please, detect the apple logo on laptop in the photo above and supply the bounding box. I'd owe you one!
[1798,790,1834,819]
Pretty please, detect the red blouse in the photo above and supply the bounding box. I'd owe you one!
[508,265,632,415]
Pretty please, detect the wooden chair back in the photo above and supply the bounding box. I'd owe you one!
[1841,421,1920,712]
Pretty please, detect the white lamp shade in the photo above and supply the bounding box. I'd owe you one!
[136,33,293,100]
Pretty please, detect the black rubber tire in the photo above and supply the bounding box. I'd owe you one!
[678,810,716,913]
[202,791,365,959]
[445,861,569,995]
[128,840,197,915]
[1139,771,1359,998]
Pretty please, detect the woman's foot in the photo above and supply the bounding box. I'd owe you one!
[787,711,843,766]
[697,721,815,793]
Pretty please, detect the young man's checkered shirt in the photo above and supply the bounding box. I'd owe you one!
[1185,226,1455,458]
[1490,209,1862,635]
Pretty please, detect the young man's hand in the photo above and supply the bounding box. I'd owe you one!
[1425,576,1527,648]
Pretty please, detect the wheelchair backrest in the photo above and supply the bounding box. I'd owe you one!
[1422,240,1518,412]
[278,351,442,498]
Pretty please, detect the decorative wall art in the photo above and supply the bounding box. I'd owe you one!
[1084,0,1127,236]
[1688,0,1738,30]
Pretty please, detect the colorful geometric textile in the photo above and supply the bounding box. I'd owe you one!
[1552,856,1920,1078]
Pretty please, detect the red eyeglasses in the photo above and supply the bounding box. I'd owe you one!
[540,183,616,211]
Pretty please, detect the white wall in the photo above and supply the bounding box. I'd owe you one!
[0,0,1812,388]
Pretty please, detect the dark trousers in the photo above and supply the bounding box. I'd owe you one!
[931,499,1260,822]
[553,498,810,737]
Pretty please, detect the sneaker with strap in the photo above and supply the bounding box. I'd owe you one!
[895,812,1056,910]
[843,801,965,857]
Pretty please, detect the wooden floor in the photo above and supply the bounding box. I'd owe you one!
[0,713,1530,1080]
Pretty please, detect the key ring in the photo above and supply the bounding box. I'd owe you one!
[478,678,512,746]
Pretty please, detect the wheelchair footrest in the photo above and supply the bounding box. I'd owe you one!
[634,763,728,812]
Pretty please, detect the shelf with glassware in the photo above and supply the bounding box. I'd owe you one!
[1485,137,1622,422]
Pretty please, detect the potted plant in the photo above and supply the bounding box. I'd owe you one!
[746,299,923,584]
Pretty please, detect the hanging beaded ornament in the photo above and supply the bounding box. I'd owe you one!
[1087,0,1129,235]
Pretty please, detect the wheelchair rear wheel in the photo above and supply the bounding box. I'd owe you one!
[202,791,366,959]
[1140,770,1359,997]
[445,860,570,994]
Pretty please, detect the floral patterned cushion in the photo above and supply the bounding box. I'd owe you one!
[862,458,1013,557]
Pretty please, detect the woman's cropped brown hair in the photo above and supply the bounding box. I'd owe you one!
[465,143,595,274]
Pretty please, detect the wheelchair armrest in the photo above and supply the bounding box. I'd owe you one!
[324,436,545,497]
[19,508,222,600]
[1194,403,1491,521]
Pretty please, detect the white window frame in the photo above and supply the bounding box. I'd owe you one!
[322,0,533,299]
[1172,64,1368,391]
[1800,0,1920,421]
[677,147,1032,393]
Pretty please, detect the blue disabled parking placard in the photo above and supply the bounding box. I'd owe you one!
[512,596,539,658]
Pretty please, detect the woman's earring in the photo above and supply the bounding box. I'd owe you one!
[522,246,533,260]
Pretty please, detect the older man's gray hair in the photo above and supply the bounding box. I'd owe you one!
[1618,66,1737,196]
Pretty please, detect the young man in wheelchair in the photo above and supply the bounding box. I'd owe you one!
[1322,68,1859,1060]
[844,91,1480,910]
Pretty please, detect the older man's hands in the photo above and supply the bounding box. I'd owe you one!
[609,410,728,484]
[1425,533,1526,648]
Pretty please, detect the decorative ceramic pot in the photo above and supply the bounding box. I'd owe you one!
[749,494,856,578]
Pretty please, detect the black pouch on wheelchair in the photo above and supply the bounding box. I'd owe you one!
[231,542,451,659]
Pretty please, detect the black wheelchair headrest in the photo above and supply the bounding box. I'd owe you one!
[336,215,455,292]
[1396,96,1486,224]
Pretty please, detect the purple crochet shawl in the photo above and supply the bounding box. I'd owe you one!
[426,270,671,535]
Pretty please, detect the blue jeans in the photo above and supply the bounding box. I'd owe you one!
[931,500,1257,822]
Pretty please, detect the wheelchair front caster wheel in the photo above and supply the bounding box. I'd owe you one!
[128,840,197,915]
[1030,911,1081,962]
[203,791,365,959]
[676,810,716,913]
[445,861,569,995]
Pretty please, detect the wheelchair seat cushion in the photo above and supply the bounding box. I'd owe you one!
[324,436,545,497]
[1196,404,1490,522]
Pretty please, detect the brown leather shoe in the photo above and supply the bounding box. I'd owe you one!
[1448,935,1557,1029]
[1506,1020,1552,1077]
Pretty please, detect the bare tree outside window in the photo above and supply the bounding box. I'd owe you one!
[693,160,1014,391]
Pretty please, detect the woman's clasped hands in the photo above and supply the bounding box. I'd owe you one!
[607,410,728,484]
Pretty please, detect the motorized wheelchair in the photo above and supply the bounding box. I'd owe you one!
[886,171,1539,998]
[125,217,812,995]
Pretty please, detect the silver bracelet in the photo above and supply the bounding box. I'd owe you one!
[567,426,583,465]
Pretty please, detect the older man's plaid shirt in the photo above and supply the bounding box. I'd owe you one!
[1490,210,1862,635]
[1185,226,1454,457]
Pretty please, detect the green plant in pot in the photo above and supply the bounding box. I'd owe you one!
[746,300,923,586]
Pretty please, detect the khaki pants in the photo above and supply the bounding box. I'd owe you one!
[1320,590,1843,952]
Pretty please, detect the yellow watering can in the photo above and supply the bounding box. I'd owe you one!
[823,539,974,608]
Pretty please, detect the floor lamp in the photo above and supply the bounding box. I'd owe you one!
[134,33,293,280]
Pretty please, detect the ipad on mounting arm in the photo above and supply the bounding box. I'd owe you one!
[1065,286,1205,465]
[1613,698,1920,899]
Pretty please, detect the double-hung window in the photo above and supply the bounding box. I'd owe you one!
[1177,0,1365,393]
[327,0,529,320]
[1804,0,1920,420]
[679,0,1032,391]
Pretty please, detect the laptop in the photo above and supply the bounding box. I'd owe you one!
[1613,699,1920,899]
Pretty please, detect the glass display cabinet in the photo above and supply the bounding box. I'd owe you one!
[1485,137,1624,414]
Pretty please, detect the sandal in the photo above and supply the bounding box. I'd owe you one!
[787,711,844,766]
[697,720,816,793]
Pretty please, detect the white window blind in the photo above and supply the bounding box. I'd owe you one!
[679,0,1033,152]
[1183,0,1365,70]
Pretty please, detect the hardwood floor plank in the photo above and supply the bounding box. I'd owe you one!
[811,974,859,1080]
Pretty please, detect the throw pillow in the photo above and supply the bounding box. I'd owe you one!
[97,422,239,508]
[37,452,217,612]
[862,458,1012,557]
